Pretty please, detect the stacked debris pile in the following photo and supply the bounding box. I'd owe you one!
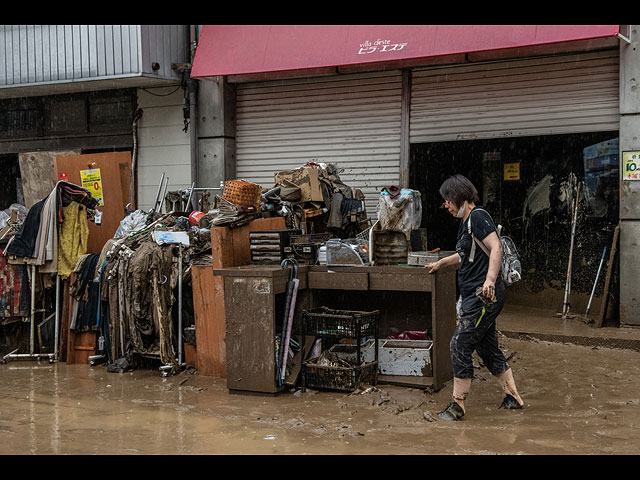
[192,162,369,240]
[199,194,258,229]
[265,162,369,239]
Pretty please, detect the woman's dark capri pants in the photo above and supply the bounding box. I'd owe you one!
[450,280,510,379]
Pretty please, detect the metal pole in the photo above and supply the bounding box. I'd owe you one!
[177,245,183,366]
[280,278,299,384]
[152,173,165,213]
[54,275,60,360]
[185,182,195,212]
[188,26,199,201]
[586,246,607,317]
[159,176,169,213]
[562,182,580,318]
[29,264,35,355]
[4,353,54,360]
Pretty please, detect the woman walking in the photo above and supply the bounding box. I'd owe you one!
[426,174,524,421]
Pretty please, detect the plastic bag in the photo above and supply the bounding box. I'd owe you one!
[115,210,148,238]
[0,211,9,230]
[376,189,422,238]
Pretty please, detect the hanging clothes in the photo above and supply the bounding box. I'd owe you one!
[105,240,180,369]
[5,181,97,273]
[69,254,100,331]
[0,249,30,321]
[39,189,60,274]
[31,189,56,267]
[57,201,89,279]
[55,181,99,222]
[96,260,112,362]
[4,198,46,259]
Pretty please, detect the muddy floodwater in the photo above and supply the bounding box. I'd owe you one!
[2,334,640,455]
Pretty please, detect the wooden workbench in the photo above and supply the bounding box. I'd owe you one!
[214,264,457,394]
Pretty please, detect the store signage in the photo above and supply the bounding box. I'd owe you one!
[80,168,104,206]
[358,39,408,55]
[503,162,521,181]
[622,151,640,180]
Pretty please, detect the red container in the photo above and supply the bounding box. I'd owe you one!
[189,211,205,226]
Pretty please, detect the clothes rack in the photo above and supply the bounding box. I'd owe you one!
[2,266,61,364]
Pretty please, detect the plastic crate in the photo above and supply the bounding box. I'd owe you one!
[302,307,378,338]
[303,361,378,392]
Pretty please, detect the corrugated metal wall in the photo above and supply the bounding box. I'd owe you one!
[235,71,403,216]
[0,25,185,87]
[139,25,187,80]
[410,50,620,143]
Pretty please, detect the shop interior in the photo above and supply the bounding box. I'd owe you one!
[409,131,620,318]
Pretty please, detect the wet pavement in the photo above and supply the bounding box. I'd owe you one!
[499,304,640,351]
[2,306,640,455]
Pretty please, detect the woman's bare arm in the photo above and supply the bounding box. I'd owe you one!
[425,253,461,273]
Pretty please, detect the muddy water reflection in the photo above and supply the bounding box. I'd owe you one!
[2,336,640,454]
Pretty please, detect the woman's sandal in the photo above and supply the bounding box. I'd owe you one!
[499,393,524,410]
[437,402,465,421]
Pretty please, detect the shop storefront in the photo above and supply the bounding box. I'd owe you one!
[191,25,632,324]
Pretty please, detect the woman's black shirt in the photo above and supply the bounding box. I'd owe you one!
[455,207,502,298]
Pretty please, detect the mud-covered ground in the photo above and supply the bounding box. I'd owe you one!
[1,333,640,455]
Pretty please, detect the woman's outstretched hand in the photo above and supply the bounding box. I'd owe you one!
[425,260,440,273]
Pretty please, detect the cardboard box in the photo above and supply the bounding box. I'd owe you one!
[274,167,324,202]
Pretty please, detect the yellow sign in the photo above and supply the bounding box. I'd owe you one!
[623,151,640,180]
[79,168,104,206]
[503,162,520,181]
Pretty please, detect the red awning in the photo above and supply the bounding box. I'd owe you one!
[191,25,621,79]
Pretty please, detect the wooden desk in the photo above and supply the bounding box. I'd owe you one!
[214,264,457,394]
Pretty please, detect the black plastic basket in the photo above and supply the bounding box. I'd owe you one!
[303,361,378,392]
[302,307,379,338]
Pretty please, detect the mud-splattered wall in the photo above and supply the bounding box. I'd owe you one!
[410,132,619,313]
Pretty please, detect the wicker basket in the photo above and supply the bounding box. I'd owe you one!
[223,180,261,208]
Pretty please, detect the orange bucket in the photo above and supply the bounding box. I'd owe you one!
[189,211,206,226]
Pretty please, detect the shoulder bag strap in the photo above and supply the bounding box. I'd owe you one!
[468,209,490,262]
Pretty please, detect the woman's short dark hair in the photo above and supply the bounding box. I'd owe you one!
[439,174,479,208]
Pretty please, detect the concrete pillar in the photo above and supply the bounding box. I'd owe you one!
[619,25,640,326]
[194,75,236,192]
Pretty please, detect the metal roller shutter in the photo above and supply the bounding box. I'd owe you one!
[235,71,402,217]
[410,50,620,143]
